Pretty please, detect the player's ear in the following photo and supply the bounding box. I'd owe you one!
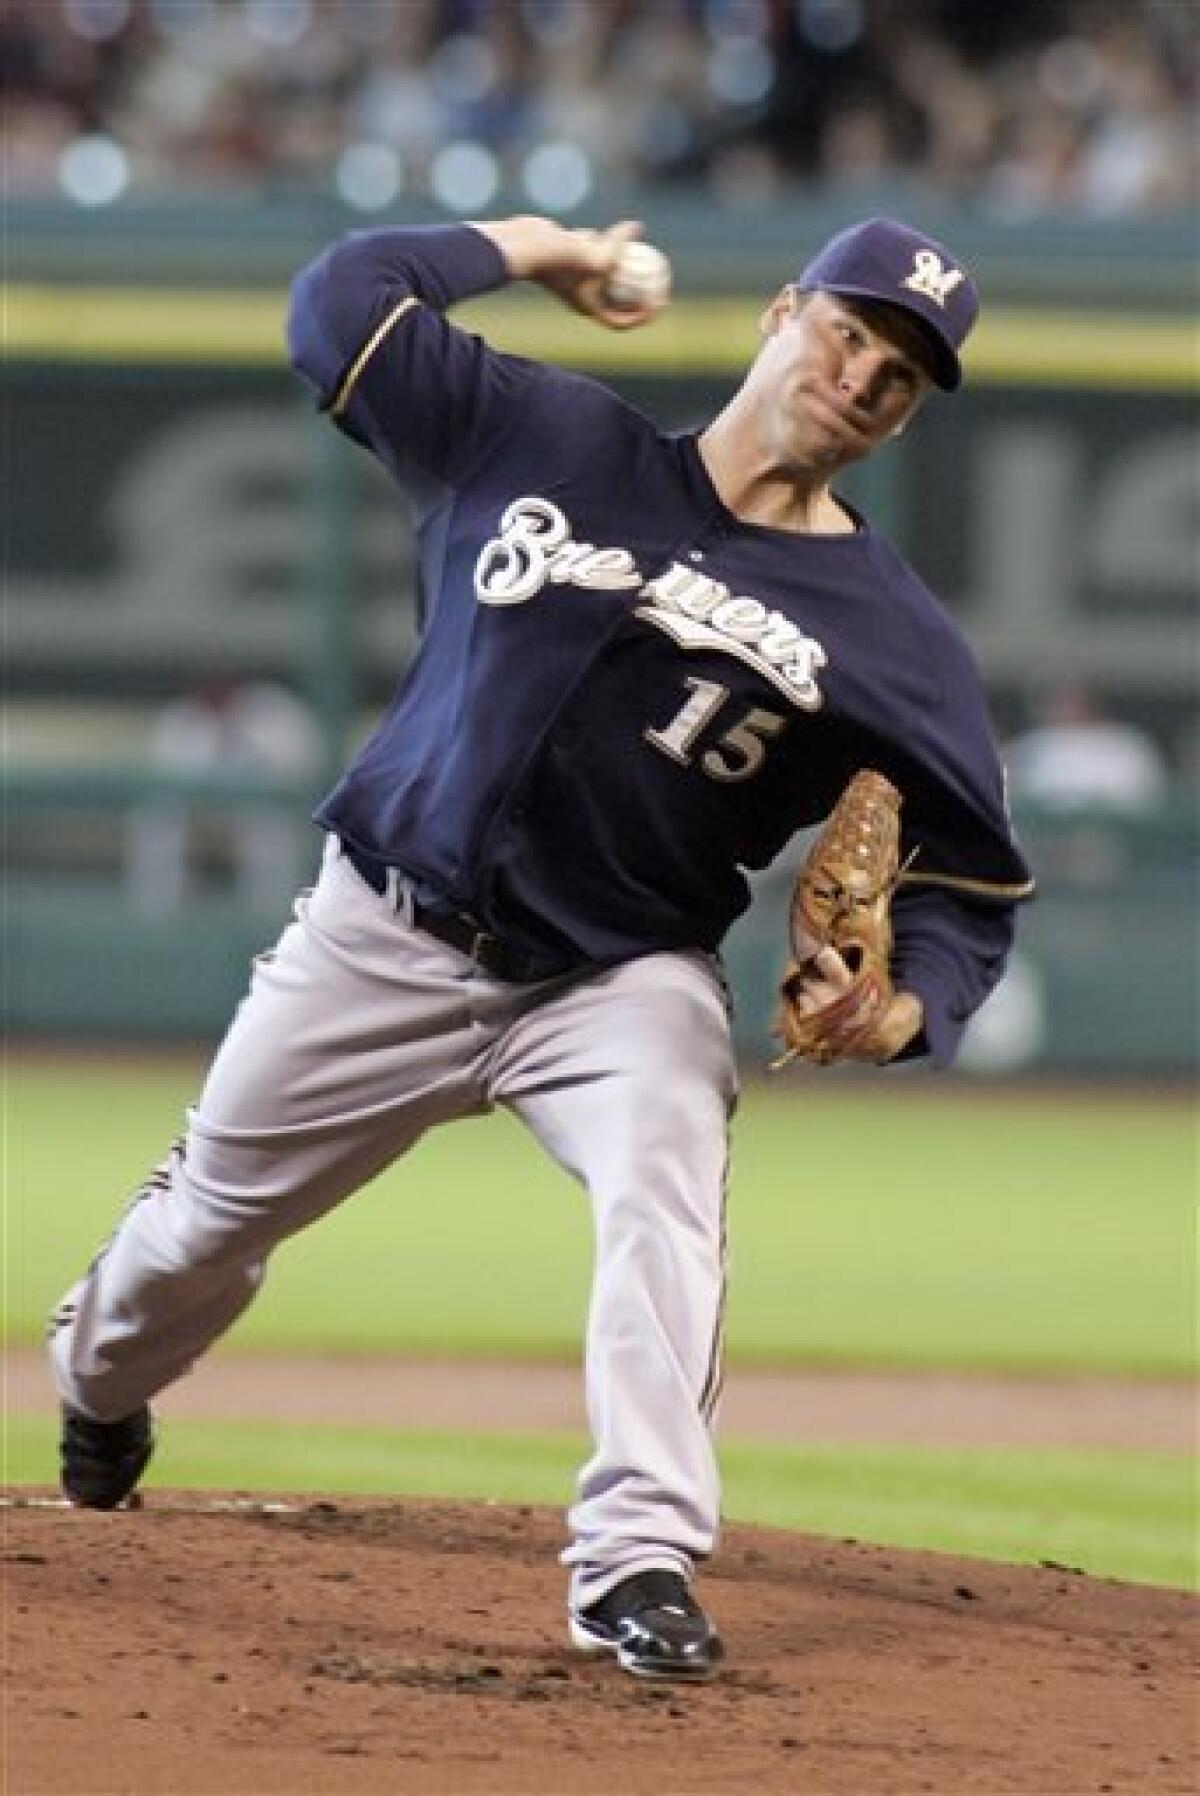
[760,285,802,338]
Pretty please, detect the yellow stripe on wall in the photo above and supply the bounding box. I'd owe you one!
[5,284,286,362]
[4,283,1196,390]
[966,312,1198,389]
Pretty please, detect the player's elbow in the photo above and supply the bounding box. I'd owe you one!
[285,252,344,403]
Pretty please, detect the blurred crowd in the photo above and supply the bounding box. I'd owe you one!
[4,0,1196,215]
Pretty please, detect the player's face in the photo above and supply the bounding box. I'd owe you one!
[752,289,934,472]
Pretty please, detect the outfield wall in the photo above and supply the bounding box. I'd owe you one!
[8,778,1196,1073]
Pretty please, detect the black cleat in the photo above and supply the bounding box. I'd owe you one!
[569,1568,724,1680]
[60,1405,154,1510]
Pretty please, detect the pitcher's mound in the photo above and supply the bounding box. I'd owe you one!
[5,1493,1193,1795]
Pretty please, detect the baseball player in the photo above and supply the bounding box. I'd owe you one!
[51,213,1033,1681]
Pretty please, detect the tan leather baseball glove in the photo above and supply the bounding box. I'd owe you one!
[772,770,923,1068]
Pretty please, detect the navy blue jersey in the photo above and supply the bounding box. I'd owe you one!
[287,225,1033,1064]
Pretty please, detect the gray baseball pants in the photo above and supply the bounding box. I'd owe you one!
[50,838,737,1609]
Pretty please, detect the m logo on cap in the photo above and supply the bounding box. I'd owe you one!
[900,249,965,309]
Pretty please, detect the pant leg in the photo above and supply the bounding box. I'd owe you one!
[51,843,494,1421]
[490,950,737,1609]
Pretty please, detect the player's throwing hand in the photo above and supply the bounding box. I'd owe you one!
[473,216,672,329]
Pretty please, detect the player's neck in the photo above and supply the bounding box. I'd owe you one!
[696,427,856,536]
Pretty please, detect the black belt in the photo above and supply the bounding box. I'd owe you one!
[344,847,550,983]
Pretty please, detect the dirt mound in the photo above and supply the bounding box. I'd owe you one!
[5,1494,1194,1795]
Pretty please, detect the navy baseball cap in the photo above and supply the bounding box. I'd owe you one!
[796,217,979,391]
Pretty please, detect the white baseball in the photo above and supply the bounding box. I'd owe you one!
[603,241,672,311]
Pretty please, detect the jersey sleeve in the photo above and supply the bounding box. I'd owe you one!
[286,223,538,489]
[882,619,1035,1067]
[889,882,1016,1066]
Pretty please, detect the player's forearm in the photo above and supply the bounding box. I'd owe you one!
[469,215,599,282]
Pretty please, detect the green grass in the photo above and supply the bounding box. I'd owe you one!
[5,1414,1193,1590]
[6,1057,1196,1372]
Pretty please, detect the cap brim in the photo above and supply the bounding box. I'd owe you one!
[799,279,962,390]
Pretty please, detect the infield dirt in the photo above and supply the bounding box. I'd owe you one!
[5,1490,1196,1795]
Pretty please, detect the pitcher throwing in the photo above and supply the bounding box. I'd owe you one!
[51,213,1033,1680]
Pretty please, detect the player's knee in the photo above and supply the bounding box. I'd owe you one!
[594,1150,724,1251]
[122,1175,272,1277]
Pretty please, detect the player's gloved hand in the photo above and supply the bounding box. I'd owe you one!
[471,217,670,331]
[775,946,923,1066]
[771,768,923,1069]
